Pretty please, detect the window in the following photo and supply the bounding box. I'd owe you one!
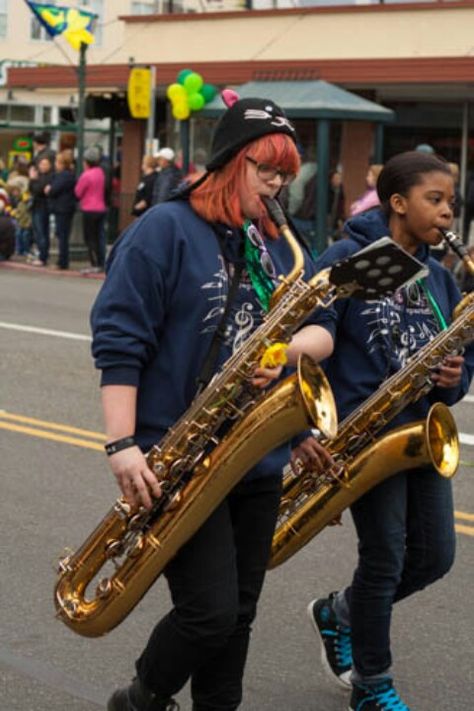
[134,1,154,12]
[80,0,103,45]
[10,105,36,123]
[131,1,159,12]
[0,0,7,37]
[30,0,56,41]
[42,106,52,124]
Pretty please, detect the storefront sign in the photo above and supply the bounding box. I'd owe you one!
[127,67,152,119]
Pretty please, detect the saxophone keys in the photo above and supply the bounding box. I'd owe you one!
[96,578,113,599]
[104,539,126,559]
[129,534,146,557]
[56,547,74,573]
[114,498,132,518]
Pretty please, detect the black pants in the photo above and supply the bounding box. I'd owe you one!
[82,211,105,267]
[347,466,455,678]
[136,476,282,711]
[54,211,74,269]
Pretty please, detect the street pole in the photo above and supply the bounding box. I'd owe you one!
[460,101,469,240]
[76,41,87,174]
[180,119,190,175]
[315,118,330,256]
[145,65,157,155]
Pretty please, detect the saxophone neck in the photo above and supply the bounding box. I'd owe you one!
[261,196,305,306]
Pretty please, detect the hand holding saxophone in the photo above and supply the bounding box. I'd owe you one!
[430,353,464,388]
[290,434,335,475]
[108,446,162,510]
[250,363,284,388]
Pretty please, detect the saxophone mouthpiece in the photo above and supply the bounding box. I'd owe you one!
[440,228,474,276]
[261,196,287,229]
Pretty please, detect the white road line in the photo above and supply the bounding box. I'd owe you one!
[460,433,474,446]
[462,395,474,404]
[0,321,91,342]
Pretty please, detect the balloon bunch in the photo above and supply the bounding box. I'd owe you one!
[166,69,217,121]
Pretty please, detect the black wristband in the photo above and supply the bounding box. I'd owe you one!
[104,436,136,456]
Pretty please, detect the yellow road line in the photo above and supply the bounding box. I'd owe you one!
[2,411,474,538]
[0,421,104,451]
[0,410,105,440]
[454,511,474,522]
[455,524,474,537]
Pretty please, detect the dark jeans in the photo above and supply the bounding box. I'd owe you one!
[346,466,455,678]
[82,210,106,267]
[32,205,50,263]
[54,211,74,269]
[136,476,282,711]
[15,226,32,255]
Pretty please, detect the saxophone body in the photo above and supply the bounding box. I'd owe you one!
[55,199,344,637]
[269,243,474,569]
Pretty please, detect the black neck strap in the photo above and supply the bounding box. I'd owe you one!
[195,228,245,395]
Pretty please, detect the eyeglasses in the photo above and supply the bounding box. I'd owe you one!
[246,157,296,186]
[245,222,277,280]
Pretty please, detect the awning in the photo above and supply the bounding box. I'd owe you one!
[203,79,394,123]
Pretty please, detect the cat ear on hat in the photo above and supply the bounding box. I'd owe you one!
[221,89,240,108]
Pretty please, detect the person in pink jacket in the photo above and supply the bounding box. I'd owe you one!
[75,146,107,273]
[349,163,383,217]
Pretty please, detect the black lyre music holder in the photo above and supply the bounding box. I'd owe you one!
[328,237,428,299]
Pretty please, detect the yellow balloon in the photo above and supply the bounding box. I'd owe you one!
[167,83,186,101]
[172,104,190,120]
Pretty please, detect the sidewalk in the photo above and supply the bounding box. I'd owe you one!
[0,254,105,280]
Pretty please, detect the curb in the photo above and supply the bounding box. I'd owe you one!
[0,259,105,280]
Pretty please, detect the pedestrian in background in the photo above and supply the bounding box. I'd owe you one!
[45,150,77,270]
[349,163,383,217]
[131,155,157,217]
[460,245,474,293]
[7,157,30,195]
[447,162,463,235]
[328,168,345,241]
[32,131,56,167]
[75,146,107,274]
[11,188,33,257]
[151,147,183,205]
[29,156,54,267]
[0,193,15,261]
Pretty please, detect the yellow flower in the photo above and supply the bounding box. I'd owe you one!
[260,342,288,369]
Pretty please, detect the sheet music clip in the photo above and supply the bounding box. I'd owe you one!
[329,237,428,299]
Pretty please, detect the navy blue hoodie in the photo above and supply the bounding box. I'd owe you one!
[91,200,317,480]
[313,208,474,428]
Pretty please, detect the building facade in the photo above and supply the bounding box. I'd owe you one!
[5,1,474,239]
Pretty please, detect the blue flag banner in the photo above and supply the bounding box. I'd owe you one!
[25,1,97,49]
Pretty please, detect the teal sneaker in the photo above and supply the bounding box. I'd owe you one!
[307,592,352,689]
[349,678,410,710]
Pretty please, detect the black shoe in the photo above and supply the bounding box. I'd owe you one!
[107,677,179,711]
[307,592,352,689]
[349,678,410,710]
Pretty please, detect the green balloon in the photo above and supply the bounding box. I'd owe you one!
[177,68,193,86]
[189,93,205,111]
[201,83,217,103]
[183,72,203,94]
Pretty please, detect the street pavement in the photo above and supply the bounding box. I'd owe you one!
[0,265,473,711]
